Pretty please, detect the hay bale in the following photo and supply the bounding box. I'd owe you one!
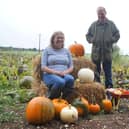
[71,57,96,79]
[75,82,105,106]
[31,54,48,96]
[65,81,105,106]
[32,54,42,81]
[31,80,48,96]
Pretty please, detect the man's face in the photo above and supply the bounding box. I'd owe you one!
[97,10,106,22]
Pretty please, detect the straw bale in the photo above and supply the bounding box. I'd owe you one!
[65,81,105,106]
[71,57,96,79]
[31,80,48,96]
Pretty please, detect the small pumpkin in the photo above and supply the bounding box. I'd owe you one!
[52,98,69,117]
[89,103,100,114]
[102,98,112,113]
[88,94,100,114]
[72,97,89,116]
[26,96,55,124]
[69,41,85,57]
[78,68,94,83]
[60,104,78,123]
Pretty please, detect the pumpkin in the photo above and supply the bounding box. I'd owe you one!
[69,41,85,57]
[102,98,112,113]
[72,97,89,116]
[52,98,69,117]
[78,68,94,83]
[19,76,34,89]
[89,103,100,114]
[89,94,100,114]
[26,96,55,124]
[60,104,78,123]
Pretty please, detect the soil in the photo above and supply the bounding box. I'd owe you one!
[0,99,129,129]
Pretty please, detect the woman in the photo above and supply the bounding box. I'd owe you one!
[41,31,74,99]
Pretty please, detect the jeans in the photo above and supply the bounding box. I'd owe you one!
[43,73,74,98]
[94,60,113,88]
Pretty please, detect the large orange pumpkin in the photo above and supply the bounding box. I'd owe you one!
[69,41,85,57]
[52,98,69,117]
[26,96,55,124]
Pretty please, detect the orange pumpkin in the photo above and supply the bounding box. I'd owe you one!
[72,97,89,116]
[52,98,69,117]
[102,99,112,113]
[89,103,100,114]
[26,96,55,124]
[69,41,85,57]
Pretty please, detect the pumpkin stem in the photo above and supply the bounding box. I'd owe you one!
[68,104,72,109]
[105,94,108,100]
[74,41,77,44]
[59,92,63,99]
[91,94,96,104]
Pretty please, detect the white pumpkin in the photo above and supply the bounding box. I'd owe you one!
[78,68,94,83]
[60,104,78,123]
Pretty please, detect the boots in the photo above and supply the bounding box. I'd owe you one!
[62,87,74,99]
[47,87,61,99]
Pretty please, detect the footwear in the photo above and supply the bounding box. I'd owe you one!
[47,87,61,99]
[62,87,74,99]
[106,91,112,100]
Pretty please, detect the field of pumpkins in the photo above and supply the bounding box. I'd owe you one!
[0,46,129,129]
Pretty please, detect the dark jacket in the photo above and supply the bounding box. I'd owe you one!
[86,19,120,62]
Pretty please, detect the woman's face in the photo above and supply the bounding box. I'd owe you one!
[52,33,64,49]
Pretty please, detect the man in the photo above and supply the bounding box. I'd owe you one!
[86,6,120,89]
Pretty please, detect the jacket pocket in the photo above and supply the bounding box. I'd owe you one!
[104,48,112,61]
[91,47,100,62]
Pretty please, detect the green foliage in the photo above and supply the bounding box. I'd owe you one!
[0,50,38,122]
[112,45,129,66]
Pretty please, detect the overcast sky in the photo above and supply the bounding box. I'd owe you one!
[0,0,129,54]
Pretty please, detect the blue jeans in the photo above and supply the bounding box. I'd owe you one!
[43,74,74,98]
[94,60,113,88]
[43,74,74,89]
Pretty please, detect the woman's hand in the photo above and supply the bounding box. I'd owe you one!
[53,71,65,76]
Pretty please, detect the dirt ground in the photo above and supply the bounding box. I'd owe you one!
[0,112,129,129]
[0,99,129,129]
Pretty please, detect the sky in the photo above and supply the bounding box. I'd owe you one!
[0,0,129,55]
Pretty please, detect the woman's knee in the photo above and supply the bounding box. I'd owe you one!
[64,74,74,82]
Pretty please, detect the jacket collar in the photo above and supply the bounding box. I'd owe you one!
[96,18,109,25]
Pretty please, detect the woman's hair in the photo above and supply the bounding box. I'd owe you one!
[50,31,65,48]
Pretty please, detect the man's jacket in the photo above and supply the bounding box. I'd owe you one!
[86,19,120,62]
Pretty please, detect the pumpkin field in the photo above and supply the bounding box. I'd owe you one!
[0,48,129,129]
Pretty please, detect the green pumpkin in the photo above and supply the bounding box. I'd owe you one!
[72,97,89,117]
